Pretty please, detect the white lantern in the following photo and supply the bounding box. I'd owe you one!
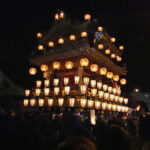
[102,102,107,110]
[69,98,75,107]
[114,96,119,102]
[30,99,36,106]
[124,98,128,104]
[53,78,59,86]
[113,88,117,94]
[95,101,101,109]
[108,86,112,93]
[44,80,50,87]
[64,86,70,95]
[38,99,44,107]
[25,89,30,97]
[88,100,94,108]
[74,76,80,84]
[98,91,104,99]
[83,77,90,85]
[44,88,50,96]
[80,98,87,107]
[91,89,97,97]
[104,92,109,100]
[35,88,41,96]
[54,87,60,95]
[48,98,53,107]
[97,82,103,89]
[90,80,96,88]
[109,94,115,101]
[58,98,64,107]
[119,97,124,103]
[103,84,108,91]
[64,77,69,85]
[90,110,96,125]
[36,80,42,88]
[80,85,87,94]
[23,99,29,106]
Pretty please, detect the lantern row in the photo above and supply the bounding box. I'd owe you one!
[29,58,127,85]
[23,98,128,113]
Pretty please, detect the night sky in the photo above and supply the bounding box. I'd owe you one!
[1,0,150,93]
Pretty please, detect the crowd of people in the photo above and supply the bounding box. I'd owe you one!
[0,104,150,150]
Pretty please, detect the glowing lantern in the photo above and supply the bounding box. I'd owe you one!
[116,56,122,62]
[84,14,91,21]
[107,103,112,111]
[64,86,70,95]
[35,89,41,96]
[106,72,113,79]
[114,96,119,102]
[55,13,59,20]
[36,80,42,88]
[74,76,80,84]
[112,104,117,111]
[105,49,111,55]
[48,98,53,107]
[80,98,87,107]
[98,91,104,99]
[60,11,65,19]
[103,84,108,91]
[119,97,124,103]
[117,88,121,95]
[83,77,90,85]
[97,82,103,89]
[95,101,101,109]
[58,98,64,107]
[81,31,88,37]
[90,80,96,88]
[40,64,48,72]
[69,98,75,107]
[88,100,94,108]
[119,45,124,50]
[44,88,50,96]
[117,105,121,112]
[98,26,103,32]
[58,38,64,44]
[124,98,128,104]
[91,89,97,97]
[108,86,112,93]
[53,61,60,70]
[69,35,76,41]
[121,106,126,112]
[43,72,48,78]
[104,92,109,100]
[25,89,30,97]
[38,99,44,107]
[113,75,120,82]
[109,94,115,101]
[23,99,29,106]
[80,85,87,94]
[38,45,44,50]
[102,102,107,110]
[48,41,54,47]
[30,99,36,106]
[125,107,129,112]
[120,78,127,85]
[113,88,117,94]
[111,37,116,43]
[80,58,89,67]
[54,87,60,95]
[110,53,116,59]
[53,78,59,86]
[29,68,37,75]
[37,32,42,38]
[90,64,98,72]
[98,44,104,50]
[64,77,69,85]
[90,110,96,125]
[100,67,107,75]
[65,61,73,69]
[44,80,50,87]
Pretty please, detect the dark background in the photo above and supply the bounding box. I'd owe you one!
[1,0,150,93]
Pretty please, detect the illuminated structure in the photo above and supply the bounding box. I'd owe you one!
[24,11,129,124]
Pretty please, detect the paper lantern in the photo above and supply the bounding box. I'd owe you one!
[107,103,112,111]
[119,45,124,50]
[90,80,96,88]
[95,101,101,109]
[119,97,124,103]
[113,75,120,82]
[74,76,80,84]
[100,67,107,75]
[65,61,73,69]
[116,56,122,62]
[114,96,119,102]
[40,64,48,72]
[108,86,112,93]
[88,100,94,108]
[38,45,44,50]
[124,98,128,104]
[106,72,113,79]
[97,82,103,89]
[110,53,116,59]
[120,78,127,85]
[35,89,41,96]
[53,61,60,70]
[83,77,90,85]
[98,44,104,50]
[23,99,29,106]
[25,89,30,97]
[58,38,64,44]
[37,32,42,38]
[44,80,50,87]
[117,105,121,112]
[105,49,111,55]
[44,88,50,96]
[80,85,87,94]
[58,98,64,107]
[113,88,117,94]
[102,102,107,110]
[64,86,70,95]
[104,92,109,100]
[97,26,103,32]
[69,98,75,107]
[90,64,98,72]
[30,99,36,106]
[80,98,87,107]
[98,91,104,99]
[60,11,65,19]
[103,84,108,91]
[53,78,59,86]
[91,89,97,97]
[109,94,115,101]
[80,58,89,67]
[55,13,59,20]
[69,35,76,41]
[36,80,42,88]
[84,14,91,21]
[111,37,116,43]
[81,31,88,37]
[64,77,69,85]
[54,87,60,95]
[112,104,117,111]
[48,41,54,47]
[29,68,37,75]
[48,98,53,107]
[90,110,96,125]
